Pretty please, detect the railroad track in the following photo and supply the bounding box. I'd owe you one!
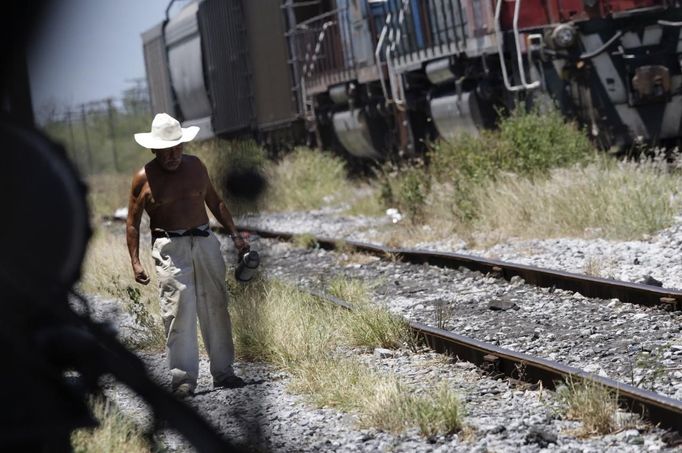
[234,225,682,311]
[230,225,682,432]
[305,289,682,434]
[96,218,682,436]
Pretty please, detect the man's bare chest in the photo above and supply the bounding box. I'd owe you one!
[146,176,206,209]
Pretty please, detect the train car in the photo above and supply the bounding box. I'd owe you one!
[142,0,308,144]
[143,0,682,158]
[366,0,682,149]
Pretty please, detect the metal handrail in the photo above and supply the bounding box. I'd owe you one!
[302,20,335,78]
[512,0,540,89]
[579,31,622,59]
[494,0,540,91]
[385,0,411,110]
[375,11,392,103]
[294,8,343,30]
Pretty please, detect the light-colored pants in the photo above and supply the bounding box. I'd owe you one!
[151,227,235,390]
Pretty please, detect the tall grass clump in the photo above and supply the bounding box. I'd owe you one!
[229,278,340,367]
[71,398,151,453]
[364,381,463,436]
[328,277,414,350]
[228,277,462,436]
[292,233,319,249]
[265,147,350,211]
[556,378,619,435]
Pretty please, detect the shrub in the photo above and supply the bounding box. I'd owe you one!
[379,161,430,222]
[497,106,594,175]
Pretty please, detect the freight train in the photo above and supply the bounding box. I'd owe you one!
[142,0,682,159]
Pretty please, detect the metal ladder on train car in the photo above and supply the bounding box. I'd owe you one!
[493,0,540,91]
[299,19,336,127]
[378,0,411,111]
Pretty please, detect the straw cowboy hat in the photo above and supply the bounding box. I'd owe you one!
[134,113,200,149]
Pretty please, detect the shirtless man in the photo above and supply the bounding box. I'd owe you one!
[127,113,248,397]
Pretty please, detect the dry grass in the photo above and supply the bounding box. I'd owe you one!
[378,157,682,247]
[228,277,461,436]
[336,251,380,266]
[292,233,319,249]
[79,227,165,350]
[472,159,681,241]
[71,398,151,453]
[189,141,357,214]
[556,377,620,435]
[363,381,463,436]
[87,173,132,219]
[327,277,372,305]
[332,241,380,266]
[583,256,603,277]
[328,277,415,350]
[80,228,156,302]
[344,185,385,217]
[264,147,350,211]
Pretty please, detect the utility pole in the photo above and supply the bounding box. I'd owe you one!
[106,98,120,172]
[81,103,93,174]
[66,109,79,170]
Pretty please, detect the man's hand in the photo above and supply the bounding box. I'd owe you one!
[133,262,150,285]
[233,235,250,260]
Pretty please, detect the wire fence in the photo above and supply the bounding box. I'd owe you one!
[41,79,154,175]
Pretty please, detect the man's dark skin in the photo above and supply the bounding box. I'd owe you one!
[126,143,248,284]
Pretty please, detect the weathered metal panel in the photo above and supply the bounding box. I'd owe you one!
[141,23,175,116]
[337,0,375,67]
[198,0,253,135]
[242,0,298,129]
[332,109,381,158]
[166,1,213,123]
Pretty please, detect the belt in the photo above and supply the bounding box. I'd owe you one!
[151,227,210,239]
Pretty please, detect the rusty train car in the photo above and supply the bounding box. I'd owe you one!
[142,0,682,158]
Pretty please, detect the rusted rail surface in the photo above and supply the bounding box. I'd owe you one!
[236,226,682,311]
[308,290,682,433]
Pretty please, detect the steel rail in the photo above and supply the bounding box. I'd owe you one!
[234,225,682,310]
[307,289,682,432]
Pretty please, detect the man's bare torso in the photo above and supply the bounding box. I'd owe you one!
[139,155,209,230]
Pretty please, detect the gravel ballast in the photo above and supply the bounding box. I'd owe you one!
[238,210,682,290]
[246,236,682,402]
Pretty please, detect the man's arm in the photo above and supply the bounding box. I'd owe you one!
[126,169,150,285]
[204,173,250,257]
